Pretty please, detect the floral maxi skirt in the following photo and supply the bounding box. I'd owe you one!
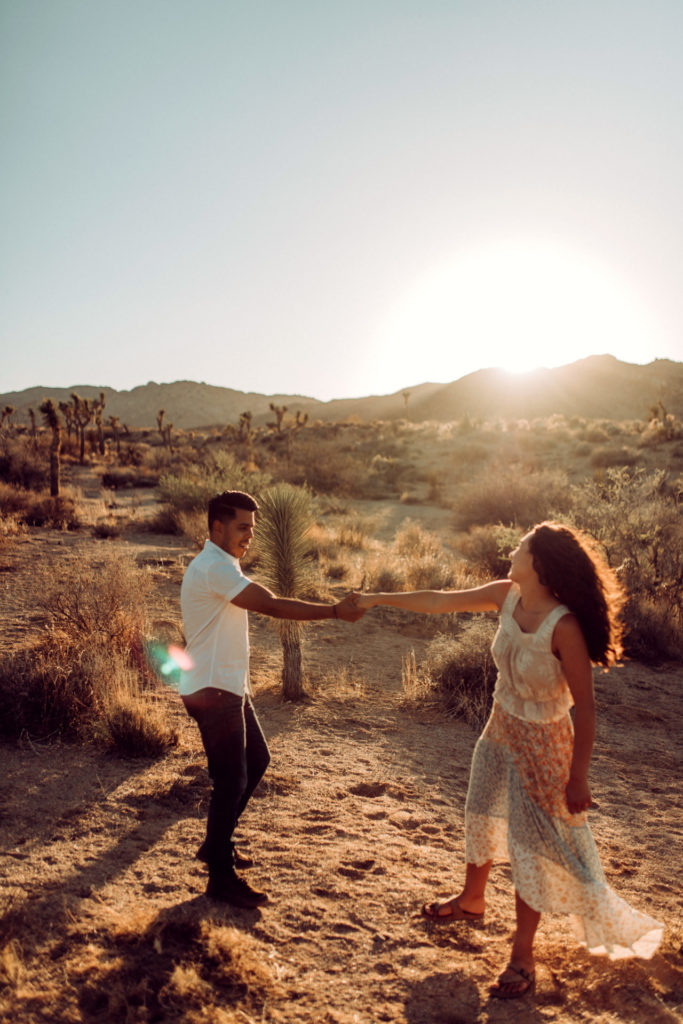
[464,701,663,959]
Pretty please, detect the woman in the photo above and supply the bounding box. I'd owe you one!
[354,521,663,999]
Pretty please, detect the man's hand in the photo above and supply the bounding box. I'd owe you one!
[334,593,366,622]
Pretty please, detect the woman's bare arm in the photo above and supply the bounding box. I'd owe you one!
[553,614,596,814]
[353,579,512,615]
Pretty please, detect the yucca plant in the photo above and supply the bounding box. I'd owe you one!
[256,483,315,701]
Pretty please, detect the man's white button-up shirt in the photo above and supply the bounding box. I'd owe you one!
[179,539,251,697]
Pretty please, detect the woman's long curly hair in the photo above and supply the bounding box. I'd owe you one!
[529,521,624,667]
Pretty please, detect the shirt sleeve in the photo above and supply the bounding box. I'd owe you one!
[206,558,251,602]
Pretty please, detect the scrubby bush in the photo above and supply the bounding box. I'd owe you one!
[0,436,48,490]
[456,523,522,578]
[404,618,498,728]
[589,446,639,468]
[0,548,177,753]
[157,450,271,544]
[569,468,683,661]
[0,483,80,530]
[453,466,571,529]
[394,520,442,559]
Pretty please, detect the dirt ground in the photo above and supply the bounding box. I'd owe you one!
[0,477,681,1024]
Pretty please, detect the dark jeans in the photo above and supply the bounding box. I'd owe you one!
[182,688,270,872]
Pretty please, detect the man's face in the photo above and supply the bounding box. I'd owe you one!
[212,510,255,559]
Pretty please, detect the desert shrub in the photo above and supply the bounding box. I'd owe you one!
[453,466,571,529]
[92,519,122,539]
[361,559,404,592]
[0,511,26,543]
[0,437,48,490]
[144,507,183,534]
[174,509,208,548]
[99,690,178,757]
[102,469,160,489]
[589,446,639,468]
[2,487,81,530]
[337,515,372,550]
[0,482,80,529]
[0,548,176,751]
[569,468,683,661]
[158,450,271,514]
[457,523,522,578]
[578,426,610,444]
[394,520,442,559]
[277,437,365,496]
[404,618,498,728]
[450,441,490,466]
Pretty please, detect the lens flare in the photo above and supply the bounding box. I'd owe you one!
[146,642,193,688]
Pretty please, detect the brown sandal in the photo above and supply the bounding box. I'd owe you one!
[421,898,484,923]
[489,964,536,999]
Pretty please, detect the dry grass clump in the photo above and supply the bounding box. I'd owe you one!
[0,481,80,529]
[361,524,481,598]
[0,436,48,490]
[452,465,571,529]
[394,519,442,559]
[69,906,280,1023]
[589,445,640,468]
[0,548,177,753]
[402,618,498,728]
[158,450,271,513]
[456,523,522,578]
[102,468,160,489]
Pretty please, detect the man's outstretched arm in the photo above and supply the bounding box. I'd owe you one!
[232,583,364,622]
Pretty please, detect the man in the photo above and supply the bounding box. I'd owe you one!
[179,489,363,908]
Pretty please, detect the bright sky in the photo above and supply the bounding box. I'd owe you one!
[2,1,682,401]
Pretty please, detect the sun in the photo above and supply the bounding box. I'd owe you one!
[365,239,660,390]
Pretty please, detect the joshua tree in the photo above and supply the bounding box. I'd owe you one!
[28,407,37,445]
[268,402,288,435]
[70,393,93,464]
[401,389,411,412]
[59,401,75,442]
[238,410,253,442]
[256,483,315,700]
[0,406,14,434]
[93,391,106,455]
[109,415,122,456]
[39,399,62,496]
[157,408,173,451]
[285,409,309,461]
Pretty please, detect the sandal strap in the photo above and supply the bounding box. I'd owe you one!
[499,964,534,984]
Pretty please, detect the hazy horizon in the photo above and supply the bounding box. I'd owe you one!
[3,351,680,407]
[3,2,682,401]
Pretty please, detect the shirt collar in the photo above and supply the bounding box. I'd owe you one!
[205,538,240,566]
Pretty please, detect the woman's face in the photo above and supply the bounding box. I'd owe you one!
[508,533,538,584]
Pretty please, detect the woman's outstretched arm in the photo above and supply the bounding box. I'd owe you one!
[353,579,512,615]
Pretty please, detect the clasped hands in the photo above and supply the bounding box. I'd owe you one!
[333,591,373,622]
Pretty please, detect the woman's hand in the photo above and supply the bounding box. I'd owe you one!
[565,775,592,815]
[350,592,376,610]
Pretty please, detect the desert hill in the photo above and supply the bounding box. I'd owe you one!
[2,355,681,429]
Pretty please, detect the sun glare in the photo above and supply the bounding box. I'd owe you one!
[367,240,659,388]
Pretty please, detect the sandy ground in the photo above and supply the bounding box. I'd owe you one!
[0,480,681,1023]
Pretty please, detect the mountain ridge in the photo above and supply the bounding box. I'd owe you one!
[2,355,681,429]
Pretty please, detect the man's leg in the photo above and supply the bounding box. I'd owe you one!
[183,689,248,868]
[234,695,270,825]
[183,688,268,907]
